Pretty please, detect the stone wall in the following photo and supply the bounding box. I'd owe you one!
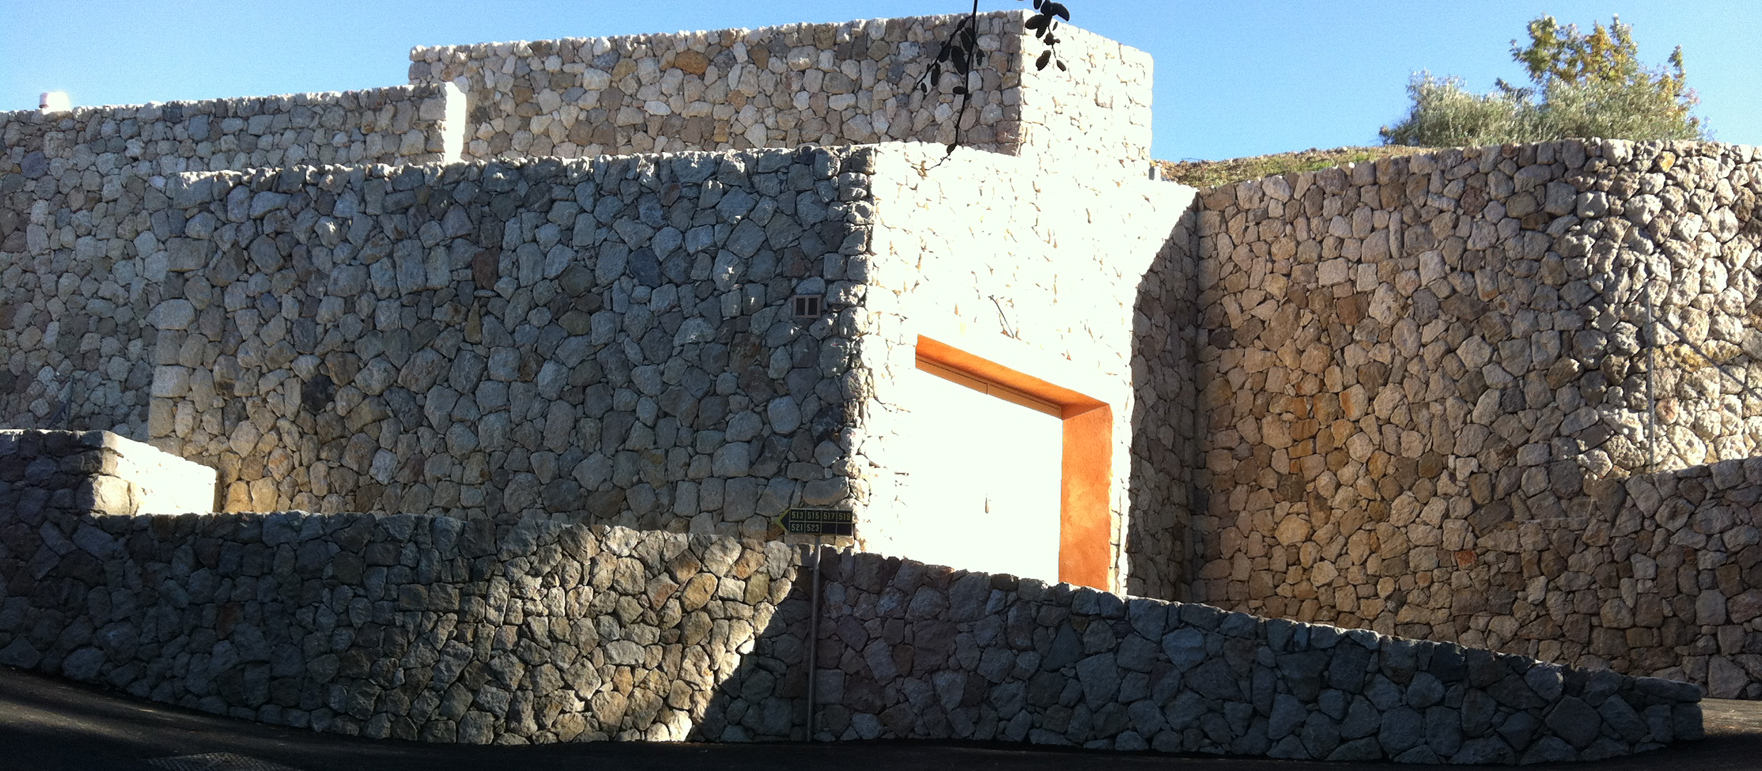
[794,547,1700,763]
[0,84,465,436]
[5,128,1185,590]
[0,431,1706,761]
[1577,459,1762,698]
[1016,22,1153,175]
[0,429,215,521]
[1,10,1162,592]
[0,497,801,743]
[408,12,1151,171]
[1127,207,1202,597]
[1,85,463,177]
[855,144,1189,589]
[143,147,872,527]
[1141,140,1762,694]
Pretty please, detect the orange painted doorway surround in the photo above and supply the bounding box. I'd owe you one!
[913,336,1113,590]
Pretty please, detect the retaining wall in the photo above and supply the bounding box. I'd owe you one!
[0,84,465,436]
[408,11,1151,171]
[1137,139,1762,695]
[0,431,1704,762]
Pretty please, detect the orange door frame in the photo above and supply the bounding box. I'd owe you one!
[913,335,1113,590]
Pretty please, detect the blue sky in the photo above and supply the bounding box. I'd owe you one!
[3,1,1757,161]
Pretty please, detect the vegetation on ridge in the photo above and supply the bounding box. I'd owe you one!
[1154,146,1433,189]
[1381,14,1704,147]
[1158,15,1712,190]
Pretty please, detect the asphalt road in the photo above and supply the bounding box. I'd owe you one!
[4,665,1761,771]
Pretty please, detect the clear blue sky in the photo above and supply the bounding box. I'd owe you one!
[3,1,1757,161]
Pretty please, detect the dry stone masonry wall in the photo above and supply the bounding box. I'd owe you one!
[1610,459,1762,697]
[0,11,1160,572]
[0,479,801,743]
[144,147,875,530]
[1145,139,1762,695]
[409,11,1151,171]
[0,84,464,436]
[796,547,1700,763]
[1013,22,1153,175]
[0,431,1705,761]
[2,8,1746,758]
[4,128,1185,589]
[1,85,462,177]
[1128,207,1203,598]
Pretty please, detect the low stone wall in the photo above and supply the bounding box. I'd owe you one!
[409,12,1151,171]
[0,508,800,743]
[0,429,214,519]
[0,430,1705,760]
[0,449,1702,761]
[1,85,463,175]
[0,84,465,437]
[795,548,1700,763]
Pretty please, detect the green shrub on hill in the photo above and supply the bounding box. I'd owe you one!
[1382,15,1704,147]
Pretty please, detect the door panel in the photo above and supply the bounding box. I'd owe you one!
[889,365,1063,582]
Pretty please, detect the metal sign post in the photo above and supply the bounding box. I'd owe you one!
[806,534,822,741]
[775,507,855,742]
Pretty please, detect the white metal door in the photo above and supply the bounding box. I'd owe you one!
[888,365,1063,582]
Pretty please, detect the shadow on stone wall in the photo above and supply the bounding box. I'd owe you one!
[698,547,1704,761]
[0,430,1711,760]
[691,562,813,742]
[0,479,804,743]
[1126,204,1200,600]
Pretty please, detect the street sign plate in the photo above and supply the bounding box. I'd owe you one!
[777,507,855,537]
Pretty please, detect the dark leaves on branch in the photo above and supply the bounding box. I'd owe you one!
[916,11,978,96]
[905,0,1075,156]
[1028,1,1068,73]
